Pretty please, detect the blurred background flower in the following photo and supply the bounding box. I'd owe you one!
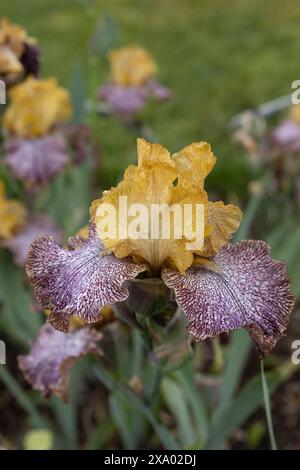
[2,77,73,186]
[0,181,27,239]
[0,17,40,86]
[3,77,71,138]
[99,45,171,122]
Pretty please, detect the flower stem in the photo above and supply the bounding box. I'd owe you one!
[135,313,153,351]
[260,360,277,450]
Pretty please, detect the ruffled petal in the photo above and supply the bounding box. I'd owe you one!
[3,214,61,266]
[173,142,216,189]
[26,224,146,332]
[4,134,69,186]
[18,324,102,400]
[137,137,175,170]
[199,201,243,257]
[91,156,206,273]
[162,240,295,356]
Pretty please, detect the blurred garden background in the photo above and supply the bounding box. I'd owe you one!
[1,0,300,451]
[5,0,300,192]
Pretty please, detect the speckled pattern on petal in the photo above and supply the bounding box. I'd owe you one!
[26,224,146,332]
[3,214,61,266]
[18,324,102,400]
[162,240,295,356]
[4,133,69,186]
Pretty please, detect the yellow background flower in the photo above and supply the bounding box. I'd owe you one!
[3,76,72,138]
[0,181,27,239]
[108,46,157,86]
[0,17,34,79]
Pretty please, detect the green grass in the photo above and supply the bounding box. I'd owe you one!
[3,0,300,194]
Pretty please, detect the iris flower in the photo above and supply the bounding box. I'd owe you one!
[27,139,294,356]
[0,17,40,85]
[18,324,102,400]
[2,77,72,186]
[0,181,27,239]
[99,46,171,120]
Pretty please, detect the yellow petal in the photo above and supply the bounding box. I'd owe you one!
[0,187,27,239]
[76,226,89,239]
[3,76,72,138]
[0,45,23,77]
[137,138,175,170]
[0,17,28,56]
[173,142,216,189]
[108,46,157,86]
[91,139,242,272]
[91,157,206,273]
[198,201,243,257]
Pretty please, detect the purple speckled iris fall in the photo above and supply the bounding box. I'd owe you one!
[18,324,102,400]
[26,224,294,357]
[26,224,146,332]
[4,133,69,186]
[162,240,294,356]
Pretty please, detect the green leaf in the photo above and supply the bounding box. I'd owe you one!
[234,176,268,242]
[85,417,115,450]
[261,361,277,450]
[110,391,145,449]
[204,362,296,449]
[0,366,45,428]
[0,250,42,345]
[69,61,86,124]
[48,162,91,237]
[94,364,180,449]
[161,377,195,448]
[174,363,209,444]
[214,329,251,421]
[90,14,118,56]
